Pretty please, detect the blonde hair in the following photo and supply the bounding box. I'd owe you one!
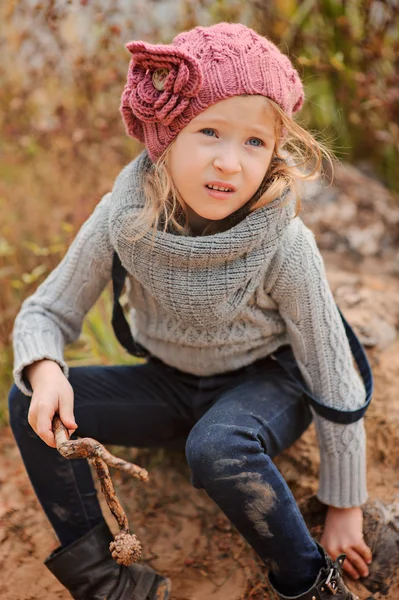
[133,96,336,239]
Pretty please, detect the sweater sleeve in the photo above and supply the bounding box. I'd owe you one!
[12,192,114,396]
[266,218,367,507]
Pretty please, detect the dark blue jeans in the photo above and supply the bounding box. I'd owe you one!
[8,349,325,596]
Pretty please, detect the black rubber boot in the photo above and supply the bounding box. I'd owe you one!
[269,543,359,600]
[44,522,171,600]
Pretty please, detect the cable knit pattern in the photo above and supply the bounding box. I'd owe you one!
[120,22,304,162]
[12,151,367,507]
[264,219,367,507]
[12,195,114,395]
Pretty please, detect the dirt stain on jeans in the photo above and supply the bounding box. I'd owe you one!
[51,502,72,522]
[236,473,277,538]
[213,461,277,538]
[214,458,244,470]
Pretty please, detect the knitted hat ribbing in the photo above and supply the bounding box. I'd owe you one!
[120,22,304,163]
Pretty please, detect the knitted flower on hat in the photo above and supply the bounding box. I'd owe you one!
[120,22,304,162]
[121,41,203,132]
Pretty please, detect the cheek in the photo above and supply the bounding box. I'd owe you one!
[251,154,273,183]
[246,165,268,191]
[172,141,199,172]
[169,155,199,197]
[169,150,190,189]
[176,153,206,185]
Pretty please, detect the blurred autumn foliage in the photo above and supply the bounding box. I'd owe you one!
[252,0,399,185]
[0,0,398,417]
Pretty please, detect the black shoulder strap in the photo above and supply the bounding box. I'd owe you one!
[111,251,373,424]
[272,309,373,424]
[111,251,149,358]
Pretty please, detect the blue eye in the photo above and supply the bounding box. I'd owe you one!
[247,138,263,147]
[201,128,217,137]
[200,129,263,146]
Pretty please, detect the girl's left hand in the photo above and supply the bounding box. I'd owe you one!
[320,505,372,580]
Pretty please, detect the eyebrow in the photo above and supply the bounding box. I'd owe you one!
[194,116,275,138]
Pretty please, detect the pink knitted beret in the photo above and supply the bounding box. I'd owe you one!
[120,22,304,163]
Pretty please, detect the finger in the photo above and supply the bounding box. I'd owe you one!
[27,404,37,433]
[343,548,369,579]
[28,393,42,432]
[58,393,77,432]
[36,406,57,448]
[341,555,362,580]
[355,539,373,564]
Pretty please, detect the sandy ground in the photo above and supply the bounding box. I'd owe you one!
[1,163,398,599]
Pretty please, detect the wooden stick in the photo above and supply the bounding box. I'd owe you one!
[52,416,149,481]
[52,416,145,565]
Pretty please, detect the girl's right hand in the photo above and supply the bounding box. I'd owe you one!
[25,359,78,448]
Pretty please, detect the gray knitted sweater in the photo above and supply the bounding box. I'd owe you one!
[12,150,367,508]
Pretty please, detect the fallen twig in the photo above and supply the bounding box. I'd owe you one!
[52,415,148,566]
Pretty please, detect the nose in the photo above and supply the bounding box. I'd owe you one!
[213,145,242,174]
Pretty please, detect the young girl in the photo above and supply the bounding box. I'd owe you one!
[9,22,373,600]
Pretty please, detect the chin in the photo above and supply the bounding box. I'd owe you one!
[199,209,234,221]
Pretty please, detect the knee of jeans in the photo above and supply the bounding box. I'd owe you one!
[185,422,251,489]
[8,383,31,434]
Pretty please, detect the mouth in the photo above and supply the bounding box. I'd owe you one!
[204,183,236,202]
[205,182,236,193]
[205,186,235,199]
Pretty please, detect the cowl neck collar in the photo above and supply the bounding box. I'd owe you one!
[109,150,296,269]
[108,150,297,327]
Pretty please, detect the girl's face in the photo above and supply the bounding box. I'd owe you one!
[167,95,277,232]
